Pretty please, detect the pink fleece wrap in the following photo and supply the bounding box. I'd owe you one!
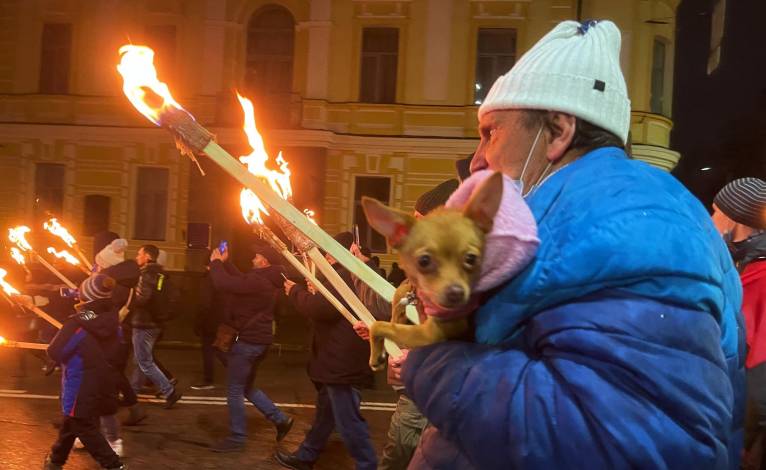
[445,169,539,293]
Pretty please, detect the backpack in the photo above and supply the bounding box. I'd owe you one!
[148,271,181,322]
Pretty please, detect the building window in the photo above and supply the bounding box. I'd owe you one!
[34,163,65,218]
[245,6,295,98]
[39,23,72,94]
[145,25,177,80]
[708,0,726,75]
[83,195,110,236]
[650,38,667,116]
[359,28,398,104]
[474,28,517,104]
[353,176,391,253]
[134,167,169,241]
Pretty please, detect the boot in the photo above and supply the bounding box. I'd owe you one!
[43,455,63,470]
[123,404,147,426]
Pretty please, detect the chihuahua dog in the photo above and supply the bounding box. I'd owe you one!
[361,172,506,370]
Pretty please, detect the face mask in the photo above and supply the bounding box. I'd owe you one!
[518,125,548,197]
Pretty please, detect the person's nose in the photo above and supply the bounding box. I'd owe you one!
[470,142,488,173]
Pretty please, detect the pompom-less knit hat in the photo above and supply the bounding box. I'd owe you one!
[714,178,766,230]
[80,274,116,302]
[478,20,631,144]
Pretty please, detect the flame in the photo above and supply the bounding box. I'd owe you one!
[8,226,32,252]
[43,218,76,247]
[117,45,183,125]
[0,336,5,345]
[236,93,292,225]
[46,247,81,266]
[0,269,20,296]
[304,209,318,225]
[10,247,25,265]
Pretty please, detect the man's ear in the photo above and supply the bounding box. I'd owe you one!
[361,197,415,248]
[463,172,503,233]
[544,112,576,162]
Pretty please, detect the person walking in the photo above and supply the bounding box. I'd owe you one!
[192,258,228,390]
[208,243,293,452]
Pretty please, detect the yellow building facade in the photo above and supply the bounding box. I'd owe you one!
[0,0,680,269]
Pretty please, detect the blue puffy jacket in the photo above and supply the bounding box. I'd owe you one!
[402,147,744,469]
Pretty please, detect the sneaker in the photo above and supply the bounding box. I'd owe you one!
[164,388,182,409]
[109,438,123,457]
[210,438,244,453]
[123,404,147,426]
[275,417,294,442]
[273,450,313,470]
[73,437,85,449]
[190,382,214,390]
[43,454,63,470]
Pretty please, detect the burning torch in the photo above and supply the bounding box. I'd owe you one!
[43,218,94,271]
[0,268,62,329]
[8,226,77,289]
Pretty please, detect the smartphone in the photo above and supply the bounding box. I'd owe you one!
[59,287,79,299]
[218,240,228,253]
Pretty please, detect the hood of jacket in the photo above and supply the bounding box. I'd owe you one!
[251,264,285,288]
[74,298,118,339]
[729,231,766,271]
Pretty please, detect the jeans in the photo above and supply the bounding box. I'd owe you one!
[50,416,122,468]
[227,341,287,443]
[130,327,173,398]
[296,383,378,470]
[379,393,428,470]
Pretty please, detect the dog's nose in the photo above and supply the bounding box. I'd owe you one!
[445,285,465,305]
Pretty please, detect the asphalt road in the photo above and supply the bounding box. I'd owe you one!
[0,346,398,469]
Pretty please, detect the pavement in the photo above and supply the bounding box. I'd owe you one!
[0,346,398,469]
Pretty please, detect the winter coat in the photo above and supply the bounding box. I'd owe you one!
[402,147,745,469]
[743,260,766,369]
[47,298,120,418]
[102,259,140,308]
[288,263,373,387]
[128,262,163,329]
[209,260,283,345]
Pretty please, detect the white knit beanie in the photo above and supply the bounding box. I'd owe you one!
[95,238,127,270]
[478,20,631,144]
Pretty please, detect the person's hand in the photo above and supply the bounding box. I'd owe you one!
[307,282,317,295]
[284,279,296,296]
[350,243,370,262]
[353,321,370,340]
[389,349,410,382]
[210,248,223,262]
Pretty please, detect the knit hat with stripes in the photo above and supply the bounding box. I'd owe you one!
[79,274,115,302]
[478,20,631,144]
[714,178,766,229]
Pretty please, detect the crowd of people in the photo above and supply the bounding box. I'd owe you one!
[2,18,764,470]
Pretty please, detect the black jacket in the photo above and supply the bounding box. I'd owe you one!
[47,298,119,418]
[730,231,766,272]
[102,260,140,308]
[128,262,163,329]
[209,260,283,345]
[288,263,373,387]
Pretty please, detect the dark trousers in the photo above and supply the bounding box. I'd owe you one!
[50,415,122,468]
[116,369,138,407]
[296,383,377,470]
[745,363,766,469]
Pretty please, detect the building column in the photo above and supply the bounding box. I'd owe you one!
[302,0,332,100]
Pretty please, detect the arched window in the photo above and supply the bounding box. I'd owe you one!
[245,5,295,105]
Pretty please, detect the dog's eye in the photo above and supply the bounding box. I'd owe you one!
[417,254,432,269]
[464,253,478,268]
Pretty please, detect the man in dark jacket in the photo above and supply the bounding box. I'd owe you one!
[208,243,293,453]
[275,232,377,470]
[127,244,181,408]
[44,275,125,470]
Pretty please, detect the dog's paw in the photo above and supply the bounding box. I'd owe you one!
[369,352,388,372]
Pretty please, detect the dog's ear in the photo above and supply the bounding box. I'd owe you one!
[463,172,504,233]
[361,197,415,248]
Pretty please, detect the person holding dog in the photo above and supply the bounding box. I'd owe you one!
[399,20,744,469]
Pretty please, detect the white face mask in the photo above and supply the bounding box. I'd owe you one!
[517,125,549,197]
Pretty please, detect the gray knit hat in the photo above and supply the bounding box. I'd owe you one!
[415,179,459,216]
[714,177,766,229]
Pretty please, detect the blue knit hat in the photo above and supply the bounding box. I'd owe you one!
[79,274,115,302]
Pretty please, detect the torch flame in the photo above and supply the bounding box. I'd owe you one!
[236,93,292,225]
[43,218,76,247]
[117,45,183,125]
[10,247,25,265]
[0,269,20,296]
[0,336,6,345]
[8,226,32,252]
[46,248,81,266]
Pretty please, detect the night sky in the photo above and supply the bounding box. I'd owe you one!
[672,0,766,207]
